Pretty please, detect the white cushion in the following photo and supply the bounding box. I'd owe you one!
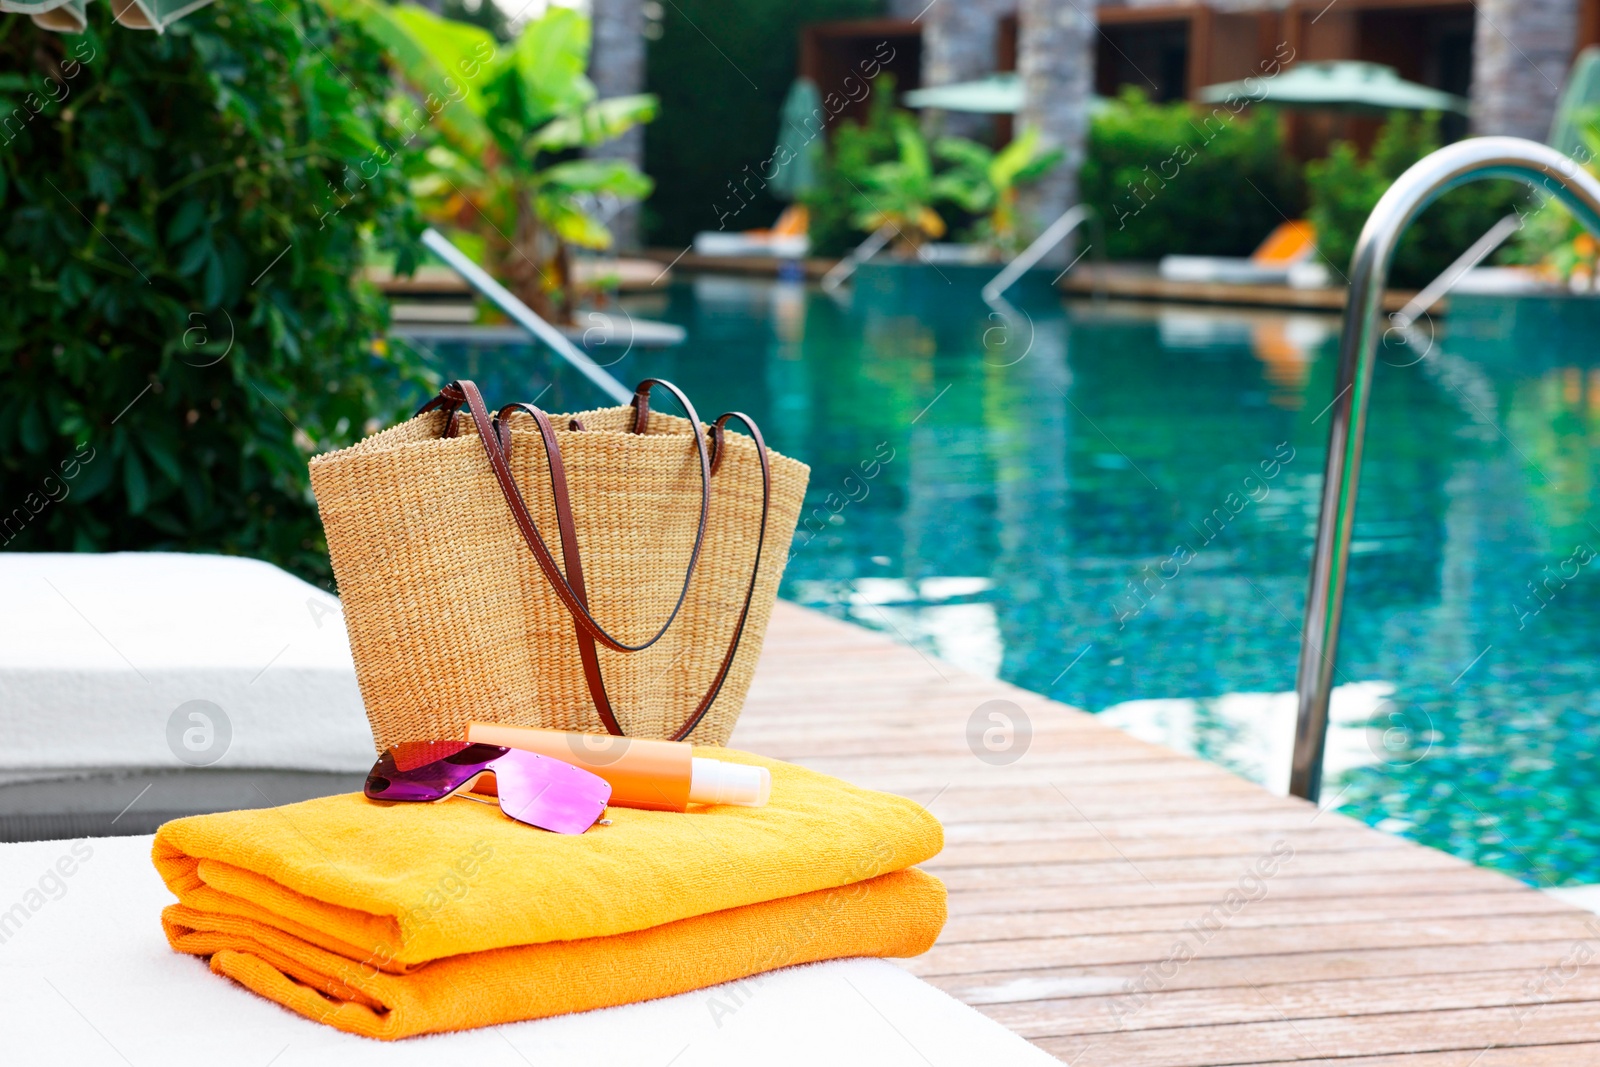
[0,834,1054,1065]
[0,552,374,773]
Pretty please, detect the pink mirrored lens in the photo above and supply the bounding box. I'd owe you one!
[492,750,612,834]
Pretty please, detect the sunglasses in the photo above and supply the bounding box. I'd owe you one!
[364,741,611,835]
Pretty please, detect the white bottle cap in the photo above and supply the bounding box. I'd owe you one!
[688,758,771,807]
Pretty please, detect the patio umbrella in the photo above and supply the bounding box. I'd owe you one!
[903,73,1023,115]
[902,74,1112,117]
[770,77,824,201]
[1,0,214,33]
[1196,61,1468,115]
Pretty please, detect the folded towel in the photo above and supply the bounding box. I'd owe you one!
[153,749,942,965]
[162,867,946,1039]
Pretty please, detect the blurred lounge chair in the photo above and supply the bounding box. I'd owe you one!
[1158,220,1326,288]
[694,204,810,258]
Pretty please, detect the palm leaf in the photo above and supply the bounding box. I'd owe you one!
[507,4,595,129]
[537,197,615,249]
[539,158,653,199]
[988,126,1040,189]
[530,94,659,151]
[320,0,494,153]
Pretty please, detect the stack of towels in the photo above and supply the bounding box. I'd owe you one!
[152,748,946,1040]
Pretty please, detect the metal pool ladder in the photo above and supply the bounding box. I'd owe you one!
[1290,136,1600,802]
[419,228,633,404]
[981,203,1105,304]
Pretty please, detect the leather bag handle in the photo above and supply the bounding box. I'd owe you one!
[418,381,772,741]
[417,379,709,655]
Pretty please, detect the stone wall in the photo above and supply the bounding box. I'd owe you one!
[920,0,1017,139]
[1469,0,1579,142]
[1018,0,1096,262]
[589,0,647,250]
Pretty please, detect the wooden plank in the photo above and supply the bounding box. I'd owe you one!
[731,603,1600,1065]
[922,942,1600,1005]
[931,847,1472,892]
[910,914,1600,978]
[925,832,1407,875]
[985,968,1600,1038]
[1058,263,1426,313]
[940,891,1574,943]
[1248,1048,1600,1067]
[947,869,1532,915]
[637,247,836,279]
[1034,1003,1600,1067]
[941,809,1378,843]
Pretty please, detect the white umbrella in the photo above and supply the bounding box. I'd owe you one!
[1197,61,1468,115]
[903,73,1024,115]
[2,0,215,33]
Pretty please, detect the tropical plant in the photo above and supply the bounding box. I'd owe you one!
[934,127,1064,256]
[1306,111,1523,288]
[1503,108,1600,288]
[801,76,900,257]
[336,1,656,323]
[0,1,433,586]
[853,114,974,253]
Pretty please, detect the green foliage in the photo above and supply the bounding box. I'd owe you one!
[642,0,882,245]
[804,91,1063,258]
[0,3,434,585]
[839,116,1062,255]
[343,1,655,320]
[852,114,967,250]
[1080,88,1303,260]
[934,126,1063,255]
[438,0,511,42]
[1503,107,1600,286]
[1307,111,1524,288]
[802,76,899,257]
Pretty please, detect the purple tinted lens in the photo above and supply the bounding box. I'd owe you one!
[365,742,509,802]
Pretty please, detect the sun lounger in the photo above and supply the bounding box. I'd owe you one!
[1159,219,1325,286]
[694,205,811,258]
[0,553,374,838]
[1,832,1057,1064]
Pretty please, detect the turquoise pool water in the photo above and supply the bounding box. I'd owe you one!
[413,268,1600,887]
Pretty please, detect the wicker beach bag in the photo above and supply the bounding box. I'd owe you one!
[309,378,809,751]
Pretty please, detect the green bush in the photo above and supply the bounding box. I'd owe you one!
[642,0,881,246]
[0,2,434,586]
[1307,112,1524,288]
[802,74,899,257]
[1080,89,1303,260]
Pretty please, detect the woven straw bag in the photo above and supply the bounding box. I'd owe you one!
[309,378,809,751]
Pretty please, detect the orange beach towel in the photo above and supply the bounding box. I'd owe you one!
[163,868,945,1039]
[152,749,947,1038]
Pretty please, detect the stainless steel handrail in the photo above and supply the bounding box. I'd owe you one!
[820,224,895,293]
[1290,137,1600,802]
[981,203,1105,304]
[419,228,633,404]
[1390,212,1522,330]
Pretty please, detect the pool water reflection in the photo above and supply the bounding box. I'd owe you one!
[412,271,1600,887]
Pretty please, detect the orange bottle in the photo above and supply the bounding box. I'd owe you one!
[464,723,770,812]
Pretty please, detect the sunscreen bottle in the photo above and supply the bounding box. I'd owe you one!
[464,723,771,812]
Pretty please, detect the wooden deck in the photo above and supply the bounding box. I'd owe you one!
[1058,264,1428,314]
[636,249,1432,313]
[731,602,1600,1066]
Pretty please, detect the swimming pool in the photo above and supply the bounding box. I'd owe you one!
[411,268,1600,888]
